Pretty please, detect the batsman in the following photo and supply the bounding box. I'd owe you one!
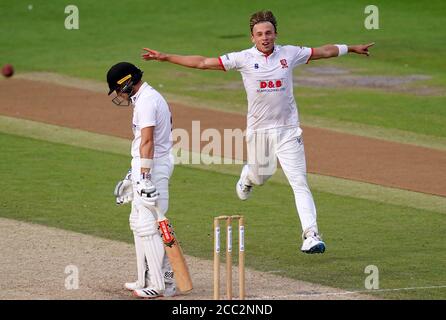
[107,62,192,298]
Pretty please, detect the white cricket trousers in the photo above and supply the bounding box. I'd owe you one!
[129,153,175,290]
[244,127,318,234]
[131,153,175,214]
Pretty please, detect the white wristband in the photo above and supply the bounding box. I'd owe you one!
[335,44,348,56]
[140,158,154,169]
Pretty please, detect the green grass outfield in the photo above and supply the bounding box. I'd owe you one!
[1,0,445,300]
[1,129,445,299]
[2,0,446,138]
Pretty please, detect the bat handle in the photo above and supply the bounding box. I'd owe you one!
[148,204,175,247]
[147,203,166,222]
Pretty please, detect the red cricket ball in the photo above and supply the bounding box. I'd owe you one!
[2,64,14,78]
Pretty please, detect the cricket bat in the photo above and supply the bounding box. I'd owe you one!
[150,205,193,294]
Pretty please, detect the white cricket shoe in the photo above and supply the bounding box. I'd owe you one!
[236,165,253,201]
[126,271,176,296]
[301,231,326,254]
[133,287,164,299]
[124,281,144,291]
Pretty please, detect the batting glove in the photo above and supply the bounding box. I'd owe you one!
[114,169,133,205]
[136,173,159,207]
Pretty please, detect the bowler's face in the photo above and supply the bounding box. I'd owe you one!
[251,22,277,54]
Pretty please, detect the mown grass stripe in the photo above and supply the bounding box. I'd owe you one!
[16,73,446,151]
[1,115,444,214]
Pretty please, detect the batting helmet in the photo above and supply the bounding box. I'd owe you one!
[106,62,143,95]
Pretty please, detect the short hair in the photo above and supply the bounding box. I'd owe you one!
[249,10,277,34]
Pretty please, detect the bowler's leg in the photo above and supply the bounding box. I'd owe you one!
[276,128,325,254]
[236,131,276,200]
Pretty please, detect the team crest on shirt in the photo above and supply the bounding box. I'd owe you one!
[254,63,259,69]
[280,59,288,68]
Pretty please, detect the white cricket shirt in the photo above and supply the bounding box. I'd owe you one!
[219,45,313,132]
[130,82,172,159]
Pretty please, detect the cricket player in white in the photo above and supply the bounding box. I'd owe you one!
[107,62,176,298]
[141,11,374,254]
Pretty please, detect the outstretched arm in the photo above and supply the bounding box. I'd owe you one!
[310,43,374,60]
[141,48,224,70]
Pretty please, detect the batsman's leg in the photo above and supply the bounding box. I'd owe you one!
[152,154,176,296]
[133,153,177,298]
[125,202,148,290]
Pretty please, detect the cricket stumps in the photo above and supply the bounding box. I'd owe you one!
[213,215,245,300]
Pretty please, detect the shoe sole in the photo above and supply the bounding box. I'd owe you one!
[132,290,164,299]
[302,243,326,254]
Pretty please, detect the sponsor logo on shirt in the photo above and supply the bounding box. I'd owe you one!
[280,59,288,68]
[257,79,286,93]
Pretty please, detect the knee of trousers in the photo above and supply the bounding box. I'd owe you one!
[288,174,311,191]
[156,198,169,216]
[154,177,169,215]
[134,205,159,237]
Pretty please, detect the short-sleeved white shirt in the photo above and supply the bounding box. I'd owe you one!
[130,82,172,159]
[219,45,312,132]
